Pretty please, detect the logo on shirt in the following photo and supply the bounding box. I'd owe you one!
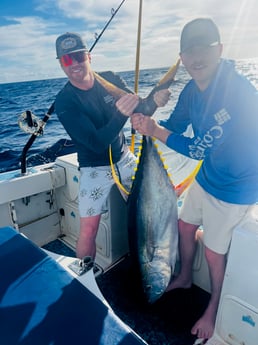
[214,108,231,125]
[104,94,115,106]
[189,108,231,159]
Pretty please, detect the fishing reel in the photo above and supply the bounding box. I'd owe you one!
[18,110,44,136]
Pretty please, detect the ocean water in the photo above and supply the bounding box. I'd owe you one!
[0,59,257,173]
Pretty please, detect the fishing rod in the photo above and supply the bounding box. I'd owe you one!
[19,0,126,175]
[90,0,126,52]
[19,105,55,174]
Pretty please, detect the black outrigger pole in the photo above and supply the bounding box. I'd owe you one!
[20,0,126,175]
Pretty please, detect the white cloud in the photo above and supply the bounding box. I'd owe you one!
[0,0,258,83]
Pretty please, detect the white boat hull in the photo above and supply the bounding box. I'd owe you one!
[1,152,258,344]
[207,206,258,345]
[0,153,129,272]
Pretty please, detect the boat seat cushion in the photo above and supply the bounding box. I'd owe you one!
[0,226,147,345]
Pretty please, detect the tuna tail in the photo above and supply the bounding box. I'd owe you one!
[156,59,181,87]
[94,59,180,116]
[94,72,128,99]
[134,59,180,116]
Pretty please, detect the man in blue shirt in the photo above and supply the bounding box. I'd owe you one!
[130,18,258,341]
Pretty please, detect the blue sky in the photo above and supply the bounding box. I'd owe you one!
[0,0,258,83]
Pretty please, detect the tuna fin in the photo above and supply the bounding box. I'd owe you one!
[175,160,202,196]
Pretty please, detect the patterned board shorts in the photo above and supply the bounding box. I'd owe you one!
[78,148,137,217]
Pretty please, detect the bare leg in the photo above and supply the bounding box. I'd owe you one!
[191,247,226,340]
[76,215,101,259]
[166,219,199,291]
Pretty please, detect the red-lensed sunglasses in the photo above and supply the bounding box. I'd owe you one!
[60,51,88,67]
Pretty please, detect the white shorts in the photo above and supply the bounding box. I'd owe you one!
[179,180,254,254]
[78,148,137,217]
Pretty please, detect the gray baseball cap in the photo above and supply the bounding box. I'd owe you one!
[180,18,220,53]
[56,32,88,59]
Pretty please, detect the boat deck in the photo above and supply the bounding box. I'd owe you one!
[43,240,210,345]
[97,255,210,345]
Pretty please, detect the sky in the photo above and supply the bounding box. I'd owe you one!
[0,0,258,83]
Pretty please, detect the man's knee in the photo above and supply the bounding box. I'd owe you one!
[178,219,199,236]
[204,246,226,266]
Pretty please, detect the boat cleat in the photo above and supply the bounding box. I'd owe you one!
[68,256,94,276]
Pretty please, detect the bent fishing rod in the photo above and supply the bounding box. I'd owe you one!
[19,0,126,174]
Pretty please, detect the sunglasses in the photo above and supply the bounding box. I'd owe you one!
[60,51,88,67]
[181,42,220,56]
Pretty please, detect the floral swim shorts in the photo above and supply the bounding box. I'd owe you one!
[78,148,137,217]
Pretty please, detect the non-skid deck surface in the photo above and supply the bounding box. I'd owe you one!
[42,238,76,257]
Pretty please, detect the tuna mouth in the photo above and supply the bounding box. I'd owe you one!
[142,269,171,303]
[144,284,166,304]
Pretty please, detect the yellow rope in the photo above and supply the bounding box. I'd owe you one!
[109,145,130,195]
[109,138,202,198]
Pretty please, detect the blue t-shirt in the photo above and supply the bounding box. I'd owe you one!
[161,59,258,204]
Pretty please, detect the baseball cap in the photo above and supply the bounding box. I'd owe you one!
[56,32,88,59]
[180,18,220,53]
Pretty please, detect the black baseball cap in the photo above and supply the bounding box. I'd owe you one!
[56,32,88,59]
[180,18,220,53]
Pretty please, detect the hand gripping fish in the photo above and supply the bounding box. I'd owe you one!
[128,136,179,304]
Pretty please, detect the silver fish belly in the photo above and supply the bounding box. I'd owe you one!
[128,136,178,304]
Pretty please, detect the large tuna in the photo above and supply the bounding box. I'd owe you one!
[128,136,179,304]
[94,60,181,303]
